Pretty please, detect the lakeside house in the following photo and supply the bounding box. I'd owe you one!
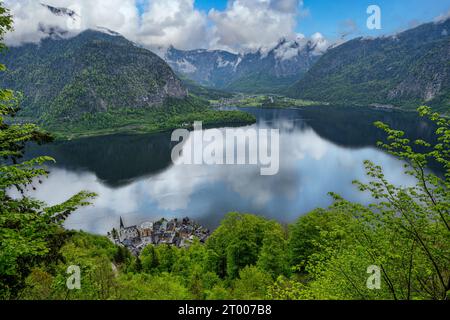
[108,216,210,255]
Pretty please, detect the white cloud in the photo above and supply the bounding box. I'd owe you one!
[434,9,450,23]
[4,0,68,45]
[270,0,301,13]
[272,34,304,60]
[271,32,328,60]
[310,32,328,55]
[4,0,209,50]
[4,0,321,52]
[137,0,210,50]
[208,0,305,51]
[4,0,139,46]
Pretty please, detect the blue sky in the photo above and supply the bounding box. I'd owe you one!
[194,0,450,40]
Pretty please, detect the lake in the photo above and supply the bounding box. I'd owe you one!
[22,106,436,234]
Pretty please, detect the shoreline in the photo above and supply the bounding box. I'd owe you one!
[40,110,257,141]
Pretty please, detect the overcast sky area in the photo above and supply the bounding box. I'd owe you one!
[4,0,450,52]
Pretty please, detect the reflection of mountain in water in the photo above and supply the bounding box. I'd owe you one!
[244,106,436,148]
[25,133,176,188]
[301,107,436,148]
[25,107,437,188]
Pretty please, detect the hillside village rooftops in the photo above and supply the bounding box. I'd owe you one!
[108,216,210,255]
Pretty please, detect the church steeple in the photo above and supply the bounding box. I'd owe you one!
[120,216,124,229]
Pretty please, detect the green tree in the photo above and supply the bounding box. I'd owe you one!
[267,276,308,300]
[133,257,143,273]
[117,273,191,300]
[232,266,273,300]
[48,232,119,300]
[297,107,450,300]
[288,208,351,273]
[205,284,232,300]
[113,245,132,266]
[0,5,95,298]
[156,244,178,273]
[257,225,290,278]
[206,212,278,279]
[140,245,160,273]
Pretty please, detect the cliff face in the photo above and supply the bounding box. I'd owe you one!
[0,29,188,121]
[288,18,450,112]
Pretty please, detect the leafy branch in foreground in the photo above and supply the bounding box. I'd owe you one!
[292,106,449,300]
[0,5,96,299]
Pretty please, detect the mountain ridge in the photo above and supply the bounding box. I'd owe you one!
[287,18,450,112]
[0,29,188,122]
[165,36,327,93]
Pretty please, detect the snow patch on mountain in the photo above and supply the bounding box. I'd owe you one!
[216,56,234,68]
[173,59,197,74]
[233,56,243,71]
[94,26,121,37]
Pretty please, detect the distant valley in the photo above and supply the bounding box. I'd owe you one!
[166,18,449,113]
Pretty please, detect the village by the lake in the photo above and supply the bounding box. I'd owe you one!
[108,217,211,255]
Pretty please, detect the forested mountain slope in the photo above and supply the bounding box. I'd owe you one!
[0,29,188,122]
[288,18,450,112]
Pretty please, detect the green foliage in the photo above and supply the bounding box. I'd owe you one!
[206,212,283,279]
[288,106,449,300]
[0,6,95,299]
[1,4,448,300]
[205,284,232,300]
[117,273,191,300]
[113,245,132,266]
[213,94,325,109]
[224,72,299,94]
[257,226,290,278]
[46,96,255,140]
[267,276,309,300]
[140,245,160,273]
[232,266,272,299]
[178,76,234,100]
[288,208,351,273]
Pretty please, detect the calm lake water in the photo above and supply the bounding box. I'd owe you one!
[22,106,435,234]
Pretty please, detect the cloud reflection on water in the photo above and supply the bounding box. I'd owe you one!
[18,115,417,234]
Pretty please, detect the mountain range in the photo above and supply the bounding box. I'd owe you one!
[0,28,257,139]
[164,18,449,112]
[1,1,448,131]
[288,18,450,112]
[165,36,326,93]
